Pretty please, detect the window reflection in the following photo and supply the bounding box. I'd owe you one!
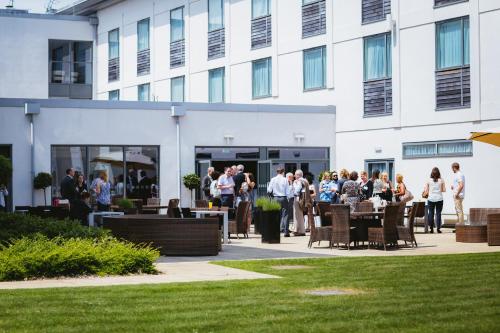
[51,146,87,198]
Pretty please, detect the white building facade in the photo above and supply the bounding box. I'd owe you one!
[1,0,500,213]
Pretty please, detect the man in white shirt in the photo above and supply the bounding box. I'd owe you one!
[267,167,290,236]
[451,162,465,224]
[218,167,235,208]
[286,172,295,234]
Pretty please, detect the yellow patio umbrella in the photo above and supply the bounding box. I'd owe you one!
[469,127,500,148]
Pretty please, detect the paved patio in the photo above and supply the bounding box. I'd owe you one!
[1,228,498,290]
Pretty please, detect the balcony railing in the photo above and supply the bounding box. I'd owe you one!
[364,78,392,116]
[434,0,468,7]
[251,15,272,49]
[108,57,119,81]
[137,49,150,75]
[362,0,391,24]
[49,61,92,99]
[436,66,470,109]
[302,0,326,38]
[170,39,185,68]
[208,28,225,60]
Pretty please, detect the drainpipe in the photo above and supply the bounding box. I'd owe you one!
[89,16,99,99]
[25,103,40,206]
[171,105,186,205]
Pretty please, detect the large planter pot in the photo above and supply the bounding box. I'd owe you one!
[254,207,262,234]
[261,210,281,244]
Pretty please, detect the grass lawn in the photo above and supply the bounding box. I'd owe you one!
[0,252,499,333]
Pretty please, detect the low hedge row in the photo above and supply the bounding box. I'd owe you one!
[0,212,108,244]
[0,235,160,281]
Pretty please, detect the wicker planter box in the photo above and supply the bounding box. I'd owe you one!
[261,210,281,244]
[487,214,500,246]
[254,207,262,234]
[455,224,487,243]
[103,215,220,256]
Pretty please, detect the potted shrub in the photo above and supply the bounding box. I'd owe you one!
[34,172,52,206]
[183,173,201,207]
[117,198,137,215]
[261,198,281,244]
[254,197,268,235]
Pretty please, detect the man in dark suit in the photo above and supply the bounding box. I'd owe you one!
[233,165,246,207]
[60,168,76,203]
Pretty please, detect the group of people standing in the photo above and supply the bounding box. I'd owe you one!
[201,165,256,208]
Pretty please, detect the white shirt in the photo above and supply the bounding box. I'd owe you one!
[218,174,235,195]
[453,171,465,199]
[428,178,444,202]
[0,187,8,207]
[267,174,289,197]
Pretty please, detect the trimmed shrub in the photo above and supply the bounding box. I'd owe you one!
[0,212,108,244]
[255,197,268,209]
[262,199,281,212]
[117,198,134,209]
[0,235,160,281]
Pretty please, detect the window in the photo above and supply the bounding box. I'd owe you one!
[302,0,326,38]
[171,76,185,102]
[138,83,150,101]
[171,7,184,42]
[208,0,224,31]
[436,17,469,70]
[51,145,160,200]
[209,67,225,103]
[108,90,120,101]
[435,0,469,8]
[252,58,272,99]
[365,159,394,182]
[364,33,391,81]
[137,19,150,51]
[303,46,326,91]
[362,0,391,24]
[252,0,270,19]
[403,140,473,159]
[108,29,119,60]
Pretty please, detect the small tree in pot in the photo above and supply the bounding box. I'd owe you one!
[183,173,201,207]
[34,172,52,206]
[261,198,282,244]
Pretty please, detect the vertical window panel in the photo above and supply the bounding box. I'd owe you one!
[252,0,270,19]
[137,19,150,51]
[108,90,119,101]
[138,83,150,101]
[364,34,391,81]
[171,76,185,102]
[252,58,271,98]
[209,68,225,103]
[171,7,184,42]
[208,0,224,31]
[437,19,463,69]
[108,29,119,59]
[303,46,326,90]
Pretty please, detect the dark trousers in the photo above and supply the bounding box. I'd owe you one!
[97,202,110,212]
[221,194,234,208]
[428,200,443,229]
[275,196,289,235]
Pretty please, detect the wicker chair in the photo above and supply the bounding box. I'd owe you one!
[316,202,332,226]
[308,205,332,248]
[331,204,356,250]
[195,200,209,208]
[355,201,373,213]
[487,214,500,246]
[368,204,399,250]
[397,202,419,247]
[181,207,192,218]
[147,198,160,206]
[229,201,251,239]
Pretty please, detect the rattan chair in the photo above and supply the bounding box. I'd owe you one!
[147,198,160,206]
[195,200,209,208]
[331,204,356,250]
[487,214,500,246]
[355,201,373,213]
[316,202,332,226]
[368,204,399,250]
[397,202,419,247]
[308,204,332,248]
[181,207,192,218]
[229,201,251,239]
[167,199,181,218]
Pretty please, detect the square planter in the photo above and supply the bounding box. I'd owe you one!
[254,207,262,234]
[261,210,281,244]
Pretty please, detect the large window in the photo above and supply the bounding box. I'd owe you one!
[252,0,270,19]
[209,67,225,103]
[208,0,224,31]
[138,83,150,101]
[252,58,272,99]
[303,46,326,91]
[137,19,150,51]
[108,29,119,60]
[171,7,184,42]
[436,17,469,70]
[364,33,391,81]
[403,140,473,159]
[171,76,185,102]
[108,90,119,101]
[51,146,159,201]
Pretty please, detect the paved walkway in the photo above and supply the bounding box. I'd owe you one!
[1,229,498,290]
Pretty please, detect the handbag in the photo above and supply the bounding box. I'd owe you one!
[421,190,428,199]
[401,189,414,203]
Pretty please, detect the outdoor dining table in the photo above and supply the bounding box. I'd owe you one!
[191,209,229,244]
[141,205,169,213]
[350,211,384,242]
[88,211,124,227]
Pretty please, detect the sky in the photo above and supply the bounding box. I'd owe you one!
[0,0,75,13]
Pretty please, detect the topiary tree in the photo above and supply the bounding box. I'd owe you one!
[183,173,201,207]
[0,156,12,186]
[34,172,52,206]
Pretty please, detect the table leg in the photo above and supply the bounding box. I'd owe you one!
[223,212,229,244]
[89,214,94,227]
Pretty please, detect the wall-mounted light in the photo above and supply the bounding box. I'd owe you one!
[386,14,397,45]
[294,133,305,144]
[224,134,234,145]
[375,147,382,154]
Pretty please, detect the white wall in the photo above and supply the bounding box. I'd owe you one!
[0,15,93,99]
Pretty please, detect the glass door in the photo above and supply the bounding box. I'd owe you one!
[257,160,272,197]
[365,159,394,181]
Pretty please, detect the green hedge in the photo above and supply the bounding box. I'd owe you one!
[0,235,160,281]
[0,213,108,244]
